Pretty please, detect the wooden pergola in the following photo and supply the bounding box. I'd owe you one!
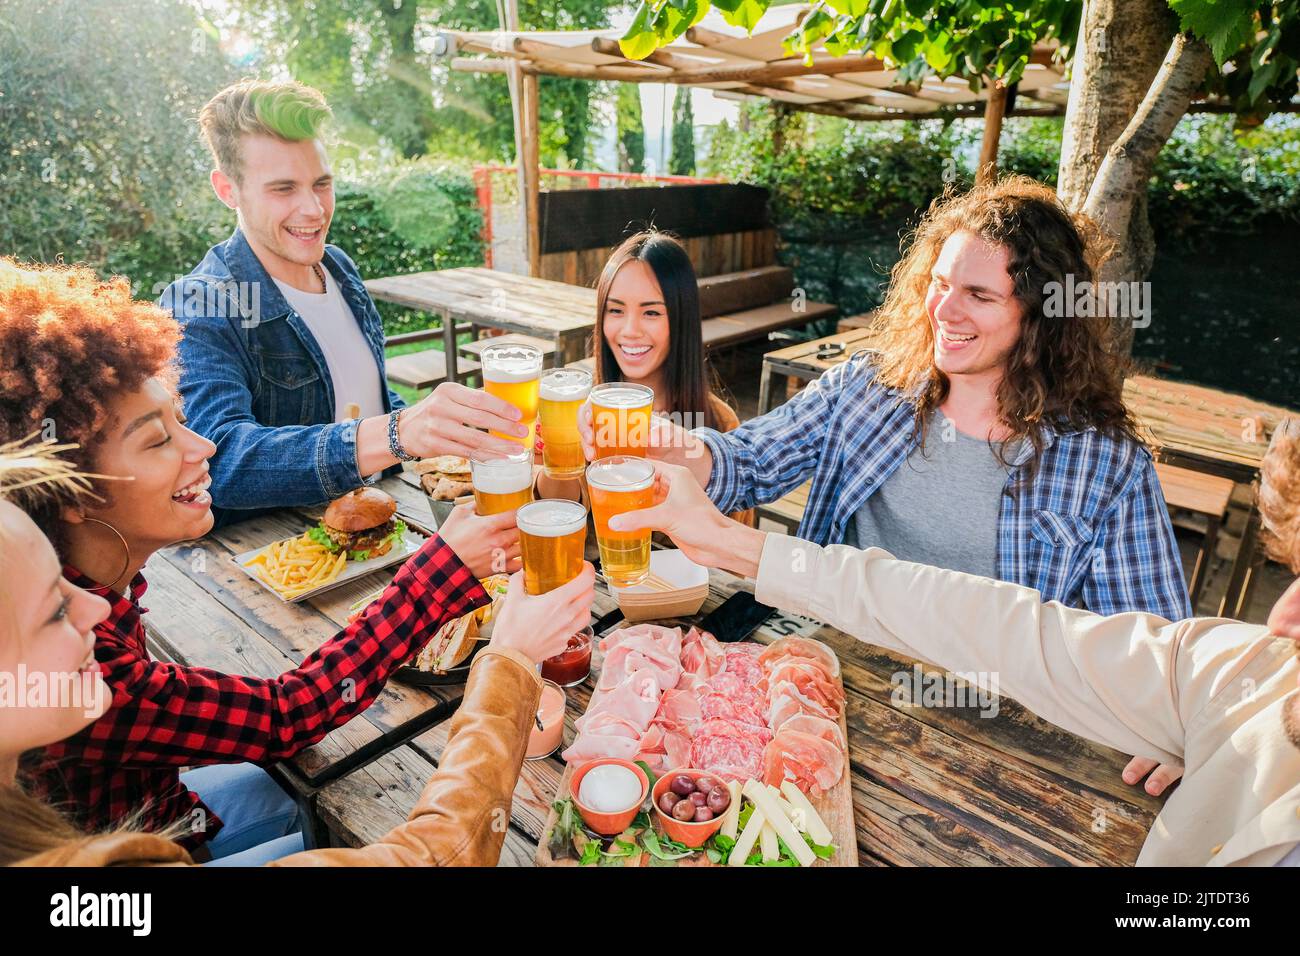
[432,3,1288,275]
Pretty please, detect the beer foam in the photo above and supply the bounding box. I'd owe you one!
[517,499,587,537]
[472,461,532,494]
[483,362,540,384]
[540,370,592,402]
[590,384,652,408]
[586,458,655,493]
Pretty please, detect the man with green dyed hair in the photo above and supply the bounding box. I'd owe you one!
[163,79,525,530]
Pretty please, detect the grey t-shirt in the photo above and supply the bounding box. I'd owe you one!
[842,411,1015,579]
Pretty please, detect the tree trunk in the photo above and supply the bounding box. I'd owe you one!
[1082,32,1215,248]
[1057,0,1175,288]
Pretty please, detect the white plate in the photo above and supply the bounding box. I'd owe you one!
[234,529,426,604]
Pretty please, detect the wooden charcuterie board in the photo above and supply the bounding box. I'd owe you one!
[536,637,855,867]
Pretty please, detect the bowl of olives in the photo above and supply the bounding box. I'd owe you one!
[651,768,732,845]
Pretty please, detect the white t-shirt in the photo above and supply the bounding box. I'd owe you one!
[273,268,386,422]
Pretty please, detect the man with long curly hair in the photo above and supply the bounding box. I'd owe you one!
[638,176,1192,793]
[161,80,527,528]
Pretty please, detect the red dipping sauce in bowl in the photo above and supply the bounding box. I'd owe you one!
[541,625,592,687]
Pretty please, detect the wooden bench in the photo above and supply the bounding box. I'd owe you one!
[754,466,1233,609]
[385,348,482,392]
[1153,461,1235,607]
[459,331,558,367]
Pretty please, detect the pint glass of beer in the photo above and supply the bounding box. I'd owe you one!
[538,368,592,479]
[469,449,533,515]
[589,382,653,458]
[482,343,543,447]
[517,499,588,595]
[586,456,655,587]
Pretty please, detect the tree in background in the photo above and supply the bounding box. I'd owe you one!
[0,0,235,289]
[236,0,612,166]
[617,83,647,173]
[619,0,1300,342]
[669,86,697,175]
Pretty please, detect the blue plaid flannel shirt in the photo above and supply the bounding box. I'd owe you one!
[696,352,1192,620]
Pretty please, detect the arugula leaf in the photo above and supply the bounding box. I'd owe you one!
[634,760,658,792]
[640,828,695,861]
[579,841,601,866]
[804,833,837,860]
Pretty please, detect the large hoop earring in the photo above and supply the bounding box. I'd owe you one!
[80,516,132,588]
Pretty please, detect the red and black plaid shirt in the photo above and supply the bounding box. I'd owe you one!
[24,534,487,849]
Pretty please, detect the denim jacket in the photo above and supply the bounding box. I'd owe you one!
[161,228,404,527]
[696,351,1192,620]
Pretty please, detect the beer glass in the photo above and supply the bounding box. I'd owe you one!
[538,368,592,479]
[517,499,588,595]
[482,343,543,447]
[589,382,653,458]
[469,449,533,515]
[586,456,655,587]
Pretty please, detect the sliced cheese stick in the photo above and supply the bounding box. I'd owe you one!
[720,780,743,840]
[759,821,779,861]
[780,780,833,846]
[728,805,765,867]
[743,779,816,867]
[766,784,803,830]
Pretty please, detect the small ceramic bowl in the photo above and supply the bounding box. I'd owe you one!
[651,768,729,846]
[569,758,649,836]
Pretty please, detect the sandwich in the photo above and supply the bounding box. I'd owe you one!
[308,487,407,561]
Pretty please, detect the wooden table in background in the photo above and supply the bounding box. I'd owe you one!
[313,567,1162,866]
[366,267,596,381]
[143,476,459,791]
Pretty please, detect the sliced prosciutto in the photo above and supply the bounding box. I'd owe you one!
[758,636,841,679]
[597,623,683,692]
[680,627,725,678]
[774,712,846,748]
[767,680,840,731]
[761,727,845,796]
[761,656,845,712]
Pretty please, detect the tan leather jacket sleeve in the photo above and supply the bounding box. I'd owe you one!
[272,646,542,867]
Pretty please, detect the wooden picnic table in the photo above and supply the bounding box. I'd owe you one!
[365,267,596,382]
[313,557,1163,866]
[759,328,1294,617]
[142,475,471,791]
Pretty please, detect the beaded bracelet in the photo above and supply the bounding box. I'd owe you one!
[387,408,418,462]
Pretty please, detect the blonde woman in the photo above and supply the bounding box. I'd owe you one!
[0,436,593,866]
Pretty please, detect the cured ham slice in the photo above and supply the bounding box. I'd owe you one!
[578,668,663,733]
[680,626,725,678]
[655,688,703,732]
[761,727,845,795]
[774,712,846,748]
[597,624,682,692]
[761,656,845,711]
[767,681,839,731]
[758,636,841,679]
[562,732,640,763]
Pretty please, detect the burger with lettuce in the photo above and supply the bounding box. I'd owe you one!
[309,487,407,561]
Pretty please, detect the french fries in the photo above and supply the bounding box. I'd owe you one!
[243,533,347,600]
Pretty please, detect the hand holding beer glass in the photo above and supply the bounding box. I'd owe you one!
[586,456,656,587]
[482,343,543,449]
